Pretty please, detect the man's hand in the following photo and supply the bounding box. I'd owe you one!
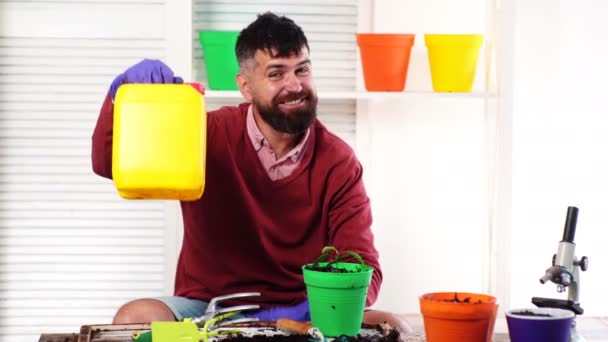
[109,59,183,100]
[249,300,310,322]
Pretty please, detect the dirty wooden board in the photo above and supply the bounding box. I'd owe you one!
[38,333,79,342]
[40,324,511,342]
[78,324,150,342]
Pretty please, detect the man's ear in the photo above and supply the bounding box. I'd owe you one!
[236,73,253,102]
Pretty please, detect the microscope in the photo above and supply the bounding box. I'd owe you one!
[532,206,589,342]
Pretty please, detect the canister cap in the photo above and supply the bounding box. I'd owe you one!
[187,82,205,95]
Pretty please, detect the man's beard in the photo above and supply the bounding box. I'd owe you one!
[253,91,318,135]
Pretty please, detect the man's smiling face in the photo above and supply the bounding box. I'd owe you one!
[241,47,318,135]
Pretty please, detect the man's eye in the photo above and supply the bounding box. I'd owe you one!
[269,72,282,79]
[297,67,310,75]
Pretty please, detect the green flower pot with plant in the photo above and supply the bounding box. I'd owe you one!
[302,246,374,337]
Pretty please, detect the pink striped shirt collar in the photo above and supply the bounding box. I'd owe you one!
[246,105,310,180]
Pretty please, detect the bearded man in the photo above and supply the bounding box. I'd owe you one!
[91,11,411,334]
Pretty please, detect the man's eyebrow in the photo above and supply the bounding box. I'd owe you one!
[265,59,311,71]
[297,59,311,67]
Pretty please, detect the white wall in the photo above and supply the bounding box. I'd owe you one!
[365,0,608,317]
[356,0,492,313]
[508,0,608,315]
[367,0,488,92]
[361,97,488,313]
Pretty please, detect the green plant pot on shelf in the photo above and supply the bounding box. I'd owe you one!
[198,31,239,90]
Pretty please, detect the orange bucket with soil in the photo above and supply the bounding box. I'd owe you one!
[419,292,498,342]
[356,33,415,91]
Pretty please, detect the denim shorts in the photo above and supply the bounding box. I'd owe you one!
[153,296,213,321]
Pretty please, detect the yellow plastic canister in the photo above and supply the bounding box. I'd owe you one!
[112,83,206,201]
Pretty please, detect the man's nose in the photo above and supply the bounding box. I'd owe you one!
[283,73,302,92]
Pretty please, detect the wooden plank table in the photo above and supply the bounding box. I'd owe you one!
[39,316,608,342]
[38,323,508,342]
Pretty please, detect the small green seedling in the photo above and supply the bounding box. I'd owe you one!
[305,246,366,272]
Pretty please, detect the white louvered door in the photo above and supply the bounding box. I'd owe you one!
[0,1,181,340]
[193,0,358,146]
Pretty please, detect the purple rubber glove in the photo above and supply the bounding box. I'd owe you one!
[248,300,311,322]
[109,59,183,100]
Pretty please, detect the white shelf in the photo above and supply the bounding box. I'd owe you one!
[204,90,242,99]
[204,90,496,100]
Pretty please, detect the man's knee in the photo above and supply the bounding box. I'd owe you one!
[363,310,414,334]
[113,299,176,324]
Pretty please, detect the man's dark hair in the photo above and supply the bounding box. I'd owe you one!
[236,12,309,68]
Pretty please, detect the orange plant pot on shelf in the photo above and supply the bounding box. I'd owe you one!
[419,292,498,342]
[356,33,415,91]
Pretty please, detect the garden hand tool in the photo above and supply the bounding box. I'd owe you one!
[132,313,242,342]
[276,318,324,341]
[131,292,261,342]
[191,291,261,329]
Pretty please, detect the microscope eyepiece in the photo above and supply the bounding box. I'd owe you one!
[562,206,578,243]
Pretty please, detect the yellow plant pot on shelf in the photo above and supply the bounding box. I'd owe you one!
[112,83,206,201]
[425,34,483,92]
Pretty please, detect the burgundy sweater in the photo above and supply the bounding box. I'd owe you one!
[91,95,382,307]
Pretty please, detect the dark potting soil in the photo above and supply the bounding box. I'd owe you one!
[510,310,552,317]
[223,326,401,342]
[303,265,361,273]
[440,293,483,304]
